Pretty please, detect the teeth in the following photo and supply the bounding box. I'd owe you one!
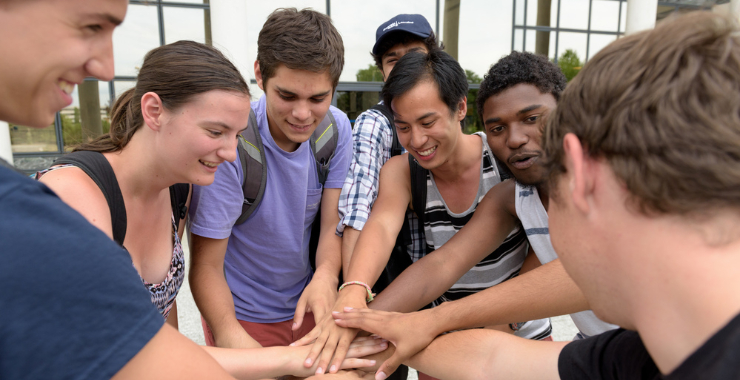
[417,146,436,156]
[58,80,75,95]
[200,160,218,168]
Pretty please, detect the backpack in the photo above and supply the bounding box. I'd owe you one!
[53,150,190,246]
[234,109,338,225]
[234,108,338,270]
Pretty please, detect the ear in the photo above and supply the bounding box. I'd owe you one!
[254,61,265,91]
[562,133,593,214]
[141,92,164,131]
[456,96,468,121]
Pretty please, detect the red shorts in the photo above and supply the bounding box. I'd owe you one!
[202,312,316,347]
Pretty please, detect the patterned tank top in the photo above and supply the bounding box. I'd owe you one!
[36,165,185,320]
[421,132,552,340]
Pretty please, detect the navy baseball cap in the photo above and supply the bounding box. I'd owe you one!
[372,14,433,56]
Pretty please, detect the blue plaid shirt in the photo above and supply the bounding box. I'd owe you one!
[336,103,426,262]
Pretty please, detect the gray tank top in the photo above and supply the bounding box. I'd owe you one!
[515,182,618,337]
[422,133,552,340]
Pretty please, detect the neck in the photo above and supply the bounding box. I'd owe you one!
[615,213,740,374]
[105,132,173,199]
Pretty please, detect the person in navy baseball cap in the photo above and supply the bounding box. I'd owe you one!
[372,14,435,55]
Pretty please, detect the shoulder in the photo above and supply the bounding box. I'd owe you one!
[37,164,113,237]
[558,329,657,379]
[379,153,411,187]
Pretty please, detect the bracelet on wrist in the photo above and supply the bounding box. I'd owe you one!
[338,281,375,303]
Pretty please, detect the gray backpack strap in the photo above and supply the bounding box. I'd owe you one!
[235,109,267,225]
[309,110,338,185]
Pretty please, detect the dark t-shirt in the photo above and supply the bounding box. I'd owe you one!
[0,165,164,379]
[559,312,740,379]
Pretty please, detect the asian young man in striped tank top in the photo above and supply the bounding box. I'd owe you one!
[310,49,553,380]
[332,52,616,379]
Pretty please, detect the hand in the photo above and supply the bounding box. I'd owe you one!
[333,308,439,380]
[304,370,376,380]
[287,336,388,378]
[293,271,339,331]
[292,285,369,375]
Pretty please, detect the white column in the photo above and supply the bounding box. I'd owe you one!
[625,0,658,35]
[209,0,251,84]
[0,121,12,165]
[733,0,740,19]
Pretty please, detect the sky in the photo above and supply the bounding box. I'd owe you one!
[70,0,626,107]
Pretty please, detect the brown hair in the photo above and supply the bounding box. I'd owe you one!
[544,12,740,215]
[77,40,250,153]
[256,8,344,89]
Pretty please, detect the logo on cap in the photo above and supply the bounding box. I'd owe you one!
[383,21,415,32]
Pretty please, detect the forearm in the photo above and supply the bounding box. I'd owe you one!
[316,189,343,281]
[341,227,361,276]
[422,259,589,335]
[203,346,293,380]
[190,263,259,347]
[406,329,565,380]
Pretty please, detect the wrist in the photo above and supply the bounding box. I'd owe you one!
[339,281,375,303]
[336,285,369,308]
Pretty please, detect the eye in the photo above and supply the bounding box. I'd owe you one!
[278,93,294,101]
[524,115,539,123]
[208,130,223,137]
[395,124,409,132]
[310,97,327,103]
[86,24,103,33]
[488,125,505,134]
[421,120,435,127]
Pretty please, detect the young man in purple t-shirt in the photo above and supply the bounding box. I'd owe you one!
[188,8,352,352]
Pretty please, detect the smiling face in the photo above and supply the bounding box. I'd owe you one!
[156,90,251,186]
[392,80,466,170]
[0,0,127,127]
[255,64,333,152]
[380,40,428,81]
[482,84,557,186]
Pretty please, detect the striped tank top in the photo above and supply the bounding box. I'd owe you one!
[422,132,552,340]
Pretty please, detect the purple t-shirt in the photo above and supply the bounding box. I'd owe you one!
[189,95,352,323]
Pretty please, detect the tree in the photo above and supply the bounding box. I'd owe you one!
[356,64,384,82]
[465,69,483,133]
[557,49,582,82]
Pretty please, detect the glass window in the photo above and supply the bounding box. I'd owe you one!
[558,0,590,30]
[9,123,58,153]
[588,33,617,60]
[557,32,588,61]
[164,7,207,44]
[513,28,525,51]
[163,0,208,3]
[112,81,137,101]
[458,0,510,86]
[515,0,526,25]
[113,4,160,77]
[620,2,627,32]
[590,0,620,32]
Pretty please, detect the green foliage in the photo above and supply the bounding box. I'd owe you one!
[356,64,384,82]
[557,49,582,82]
[465,69,483,133]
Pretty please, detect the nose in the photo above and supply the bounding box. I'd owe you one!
[291,101,311,122]
[409,125,428,150]
[85,38,115,81]
[220,137,239,163]
[507,124,528,149]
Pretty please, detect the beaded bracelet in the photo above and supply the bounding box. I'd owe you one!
[338,281,375,303]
